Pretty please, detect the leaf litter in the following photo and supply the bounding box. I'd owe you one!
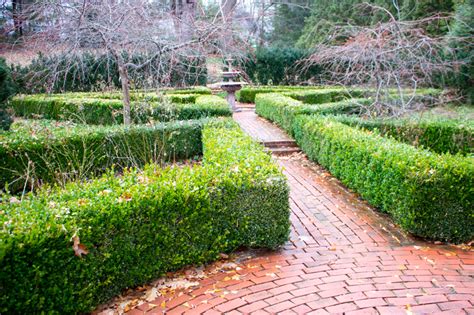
[93,249,261,314]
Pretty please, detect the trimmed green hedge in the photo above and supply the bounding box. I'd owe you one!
[255,93,368,135]
[0,120,290,313]
[10,94,231,125]
[293,115,473,243]
[239,86,442,104]
[0,119,203,192]
[166,93,198,104]
[333,115,474,156]
[163,87,211,95]
[237,86,328,103]
[281,89,365,104]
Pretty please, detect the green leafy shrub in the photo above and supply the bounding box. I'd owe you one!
[166,94,198,104]
[281,88,366,104]
[332,115,474,156]
[240,86,441,104]
[163,87,211,95]
[0,120,290,313]
[195,95,228,107]
[237,86,326,103]
[10,94,231,125]
[255,93,368,135]
[293,115,473,243]
[240,47,323,85]
[0,119,203,192]
[0,58,15,131]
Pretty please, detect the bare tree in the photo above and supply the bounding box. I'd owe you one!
[23,0,242,124]
[305,4,471,117]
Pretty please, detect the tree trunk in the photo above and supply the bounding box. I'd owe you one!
[116,54,131,125]
[12,0,23,36]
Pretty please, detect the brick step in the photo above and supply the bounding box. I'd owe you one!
[261,140,298,148]
[266,147,301,156]
[238,108,255,112]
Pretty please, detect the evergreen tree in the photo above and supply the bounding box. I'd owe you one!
[271,0,311,46]
[0,58,15,131]
[448,0,474,101]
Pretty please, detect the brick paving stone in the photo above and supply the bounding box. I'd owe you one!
[116,108,473,315]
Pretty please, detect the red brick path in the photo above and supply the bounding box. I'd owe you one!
[122,108,473,315]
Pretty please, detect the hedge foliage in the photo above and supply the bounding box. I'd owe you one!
[239,86,441,104]
[237,86,326,103]
[0,58,15,131]
[281,89,366,104]
[240,47,323,85]
[256,92,473,243]
[10,94,230,125]
[0,120,290,313]
[293,115,473,243]
[255,93,369,135]
[0,119,203,192]
[333,115,474,156]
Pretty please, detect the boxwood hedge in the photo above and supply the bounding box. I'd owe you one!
[10,94,230,125]
[332,115,474,156]
[0,120,290,313]
[237,85,333,103]
[0,119,203,192]
[281,89,366,104]
[239,86,441,104]
[293,115,473,243]
[255,93,369,136]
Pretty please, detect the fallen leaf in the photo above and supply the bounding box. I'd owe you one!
[145,288,160,302]
[72,235,89,258]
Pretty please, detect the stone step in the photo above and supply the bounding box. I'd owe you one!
[261,140,298,148]
[238,108,255,112]
[267,147,301,156]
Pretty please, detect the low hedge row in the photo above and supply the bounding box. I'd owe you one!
[293,115,473,243]
[165,93,198,104]
[0,119,203,192]
[0,120,290,313]
[10,94,231,125]
[239,86,441,104]
[255,93,368,135]
[281,89,366,104]
[44,87,212,100]
[333,115,474,156]
[237,85,330,103]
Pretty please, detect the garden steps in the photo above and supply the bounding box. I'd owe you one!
[261,140,301,156]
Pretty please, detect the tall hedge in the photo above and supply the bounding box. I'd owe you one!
[0,58,15,131]
[0,120,290,313]
[293,115,473,243]
[240,47,323,85]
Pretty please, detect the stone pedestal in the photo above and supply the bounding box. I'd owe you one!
[221,82,244,112]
